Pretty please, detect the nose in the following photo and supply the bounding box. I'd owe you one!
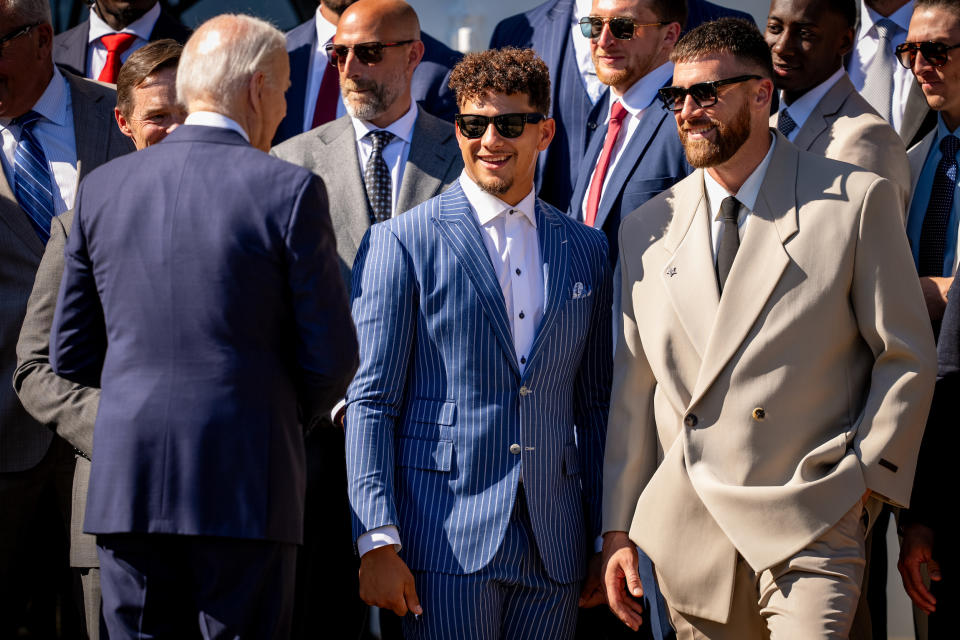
[481,120,504,147]
[596,22,617,49]
[912,49,933,74]
[678,93,703,121]
[770,31,788,57]
[341,49,362,78]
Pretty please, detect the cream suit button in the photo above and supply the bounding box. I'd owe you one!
[752,407,766,421]
[509,444,521,455]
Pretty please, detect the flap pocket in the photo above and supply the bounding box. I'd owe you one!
[407,398,457,425]
[398,437,453,472]
[562,443,579,475]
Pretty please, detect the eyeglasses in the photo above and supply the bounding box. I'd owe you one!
[895,41,960,68]
[578,16,666,40]
[0,22,40,57]
[324,40,415,66]
[657,75,761,111]
[455,113,548,139]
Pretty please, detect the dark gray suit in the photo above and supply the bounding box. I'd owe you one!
[270,105,461,640]
[1,72,133,637]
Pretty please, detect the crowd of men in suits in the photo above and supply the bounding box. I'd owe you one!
[1,0,958,638]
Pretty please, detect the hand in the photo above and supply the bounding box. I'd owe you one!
[919,276,952,324]
[601,531,644,631]
[579,552,606,608]
[358,545,422,617]
[897,523,940,614]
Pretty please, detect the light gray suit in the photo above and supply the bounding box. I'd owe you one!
[271,106,463,291]
[3,72,133,639]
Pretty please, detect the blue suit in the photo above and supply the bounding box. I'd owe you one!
[346,181,612,637]
[50,124,359,636]
[570,93,692,267]
[274,20,461,145]
[686,0,755,32]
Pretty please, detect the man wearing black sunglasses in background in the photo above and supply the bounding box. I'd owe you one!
[271,1,461,638]
[346,47,613,640]
[602,18,935,638]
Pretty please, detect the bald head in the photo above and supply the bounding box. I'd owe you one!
[338,0,420,42]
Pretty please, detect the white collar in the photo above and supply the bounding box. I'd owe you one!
[779,67,846,130]
[610,61,674,116]
[88,1,160,42]
[1,66,70,128]
[459,171,537,228]
[858,0,913,39]
[704,133,777,217]
[351,101,418,145]
[314,6,337,46]
[184,111,250,142]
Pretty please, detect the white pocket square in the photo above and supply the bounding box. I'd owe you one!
[571,282,592,300]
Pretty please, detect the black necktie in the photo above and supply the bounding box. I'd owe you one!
[364,130,395,224]
[918,135,960,276]
[716,196,742,293]
[777,109,798,138]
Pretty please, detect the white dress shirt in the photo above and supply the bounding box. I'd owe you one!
[704,134,777,263]
[357,172,545,557]
[580,61,674,216]
[571,0,606,104]
[778,67,846,143]
[352,101,418,216]
[302,8,347,131]
[86,2,160,79]
[183,111,250,143]
[0,67,78,216]
[848,0,914,133]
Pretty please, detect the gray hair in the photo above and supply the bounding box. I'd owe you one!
[0,0,52,24]
[176,14,286,109]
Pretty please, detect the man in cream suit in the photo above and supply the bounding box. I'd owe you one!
[601,18,936,638]
[766,0,911,207]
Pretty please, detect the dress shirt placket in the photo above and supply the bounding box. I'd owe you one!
[504,208,537,371]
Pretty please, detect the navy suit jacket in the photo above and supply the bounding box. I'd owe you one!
[50,125,359,544]
[54,8,192,78]
[273,19,461,145]
[686,0,755,31]
[345,181,612,583]
[570,93,692,267]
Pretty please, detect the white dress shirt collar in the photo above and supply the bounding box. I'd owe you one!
[459,172,537,229]
[704,133,777,219]
[610,61,674,113]
[858,0,913,40]
[351,100,418,145]
[314,6,337,46]
[88,1,160,42]
[184,111,250,142]
[779,66,846,132]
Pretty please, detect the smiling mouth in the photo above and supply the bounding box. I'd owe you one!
[477,154,511,168]
[772,62,797,74]
[683,124,716,139]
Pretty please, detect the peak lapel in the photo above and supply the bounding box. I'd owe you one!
[523,202,570,374]
[322,119,374,251]
[792,75,850,152]
[396,109,455,214]
[691,139,799,401]
[68,74,113,183]
[432,184,520,375]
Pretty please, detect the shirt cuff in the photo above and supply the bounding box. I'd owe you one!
[593,535,604,554]
[330,399,346,425]
[357,525,402,557]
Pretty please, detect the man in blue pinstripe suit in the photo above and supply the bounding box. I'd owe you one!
[346,47,613,640]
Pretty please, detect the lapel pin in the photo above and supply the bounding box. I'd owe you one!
[666,267,678,277]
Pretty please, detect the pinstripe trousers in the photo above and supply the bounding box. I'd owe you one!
[403,488,580,640]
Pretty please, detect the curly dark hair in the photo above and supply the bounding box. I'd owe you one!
[448,47,551,115]
[672,17,774,79]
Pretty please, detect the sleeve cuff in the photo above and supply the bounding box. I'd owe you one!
[330,399,346,425]
[357,525,402,557]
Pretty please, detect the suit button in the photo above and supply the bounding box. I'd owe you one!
[684,414,698,428]
[519,386,531,396]
[752,407,766,421]
[510,443,521,455]
[588,121,598,130]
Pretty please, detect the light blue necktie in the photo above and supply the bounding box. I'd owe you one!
[13,110,55,243]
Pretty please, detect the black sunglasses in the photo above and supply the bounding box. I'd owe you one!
[578,16,666,40]
[0,22,41,56]
[895,41,960,68]
[455,113,548,139]
[325,40,415,66]
[658,75,761,112]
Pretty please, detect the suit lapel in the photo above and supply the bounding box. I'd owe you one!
[535,0,575,186]
[396,109,456,214]
[67,74,112,182]
[570,106,607,220]
[691,140,798,401]
[320,119,373,251]
[433,183,519,374]
[907,129,937,225]
[902,80,930,144]
[792,75,852,151]
[661,172,718,358]
[0,173,45,258]
[523,202,570,374]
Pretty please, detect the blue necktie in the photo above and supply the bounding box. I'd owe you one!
[918,135,960,276]
[12,110,55,243]
[777,109,798,138]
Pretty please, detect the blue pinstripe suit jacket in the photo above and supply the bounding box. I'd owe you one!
[345,181,613,584]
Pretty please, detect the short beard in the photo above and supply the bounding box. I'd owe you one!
[342,78,399,121]
[476,174,513,196]
[678,100,751,168]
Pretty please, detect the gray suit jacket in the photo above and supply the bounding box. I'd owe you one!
[271,107,462,290]
[14,212,99,567]
[1,72,133,474]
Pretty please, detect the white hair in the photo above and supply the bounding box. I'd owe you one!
[0,0,52,24]
[176,14,286,110]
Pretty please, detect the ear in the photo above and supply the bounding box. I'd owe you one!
[407,40,425,75]
[663,21,682,49]
[838,26,855,58]
[537,117,556,152]
[755,77,775,111]
[115,106,135,140]
[35,23,54,59]
[248,70,266,114]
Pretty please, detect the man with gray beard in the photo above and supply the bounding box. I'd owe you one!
[270,1,461,636]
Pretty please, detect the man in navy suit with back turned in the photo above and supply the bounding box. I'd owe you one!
[50,13,358,638]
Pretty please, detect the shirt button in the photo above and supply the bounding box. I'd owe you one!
[509,443,521,455]
[520,356,526,364]
[519,311,525,319]
[515,268,521,275]
[509,209,515,215]
[684,414,698,428]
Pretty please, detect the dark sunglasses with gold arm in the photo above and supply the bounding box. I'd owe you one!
[895,40,960,68]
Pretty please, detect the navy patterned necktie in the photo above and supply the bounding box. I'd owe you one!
[12,110,55,243]
[777,109,798,138]
[364,130,395,224]
[716,196,742,293]
[918,135,960,277]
